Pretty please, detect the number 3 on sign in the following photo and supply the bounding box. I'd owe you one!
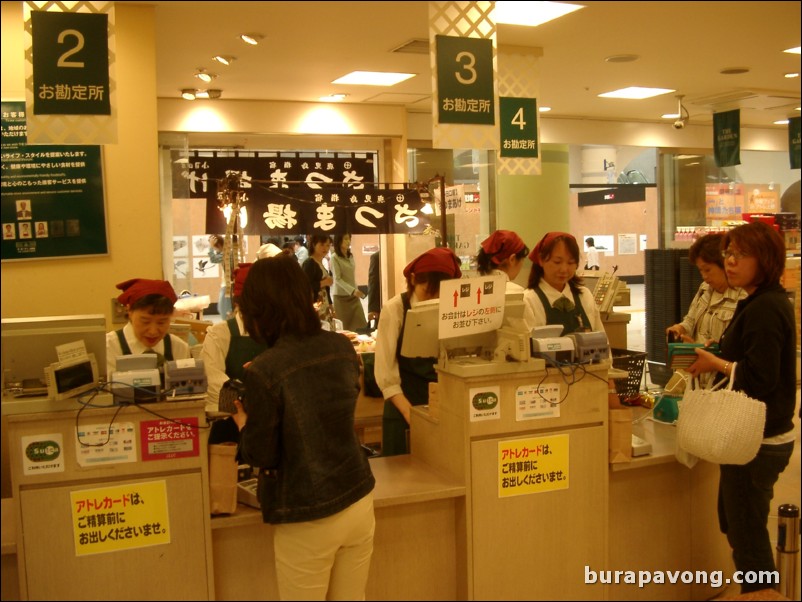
[454,51,477,85]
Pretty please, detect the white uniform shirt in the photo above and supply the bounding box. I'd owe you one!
[373,291,426,401]
[105,322,190,377]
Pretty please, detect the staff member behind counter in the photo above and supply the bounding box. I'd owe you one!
[523,231,603,336]
[106,278,190,377]
[374,247,462,456]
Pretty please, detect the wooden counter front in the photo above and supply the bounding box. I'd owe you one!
[608,413,734,600]
[210,455,466,601]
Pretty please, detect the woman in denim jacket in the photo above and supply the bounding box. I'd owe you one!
[232,255,375,601]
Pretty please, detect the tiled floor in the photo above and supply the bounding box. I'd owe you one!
[622,284,802,600]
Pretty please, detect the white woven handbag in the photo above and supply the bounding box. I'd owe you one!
[676,364,766,465]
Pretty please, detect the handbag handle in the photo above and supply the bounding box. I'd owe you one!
[723,361,737,391]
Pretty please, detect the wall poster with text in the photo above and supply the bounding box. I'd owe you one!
[1,101,108,262]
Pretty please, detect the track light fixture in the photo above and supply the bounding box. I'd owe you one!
[212,55,236,66]
[194,69,216,83]
[240,33,264,45]
[181,89,196,101]
[672,94,690,129]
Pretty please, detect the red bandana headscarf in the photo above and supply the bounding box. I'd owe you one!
[403,247,462,279]
[528,232,576,265]
[116,279,178,306]
[481,230,525,265]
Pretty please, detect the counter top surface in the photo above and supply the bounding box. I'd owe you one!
[211,454,466,529]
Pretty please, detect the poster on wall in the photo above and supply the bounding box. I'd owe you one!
[1,101,108,262]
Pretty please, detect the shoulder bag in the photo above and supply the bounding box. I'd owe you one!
[676,363,766,465]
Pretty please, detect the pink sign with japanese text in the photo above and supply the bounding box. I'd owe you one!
[140,417,199,461]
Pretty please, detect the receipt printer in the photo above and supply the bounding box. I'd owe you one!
[531,336,575,363]
[568,331,610,364]
[111,368,161,404]
[164,358,207,397]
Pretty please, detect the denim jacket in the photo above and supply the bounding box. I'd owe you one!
[240,329,375,524]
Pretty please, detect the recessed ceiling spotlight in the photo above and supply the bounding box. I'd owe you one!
[240,33,264,45]
[783,46,801,54]
[194,69,216,83]
[181,89,196,101]
[212,55,236,66]
[319,93,348,102]
[604,54,640,63]
[784,72,799,79]
[774,119,790,125]
[720,67,750,75]
[538,106,551,112]
[194,89,222,100]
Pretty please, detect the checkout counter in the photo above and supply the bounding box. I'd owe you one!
[1,332,732,601]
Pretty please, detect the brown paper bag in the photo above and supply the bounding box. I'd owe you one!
[209,442,238,515]
[608,408,633,464]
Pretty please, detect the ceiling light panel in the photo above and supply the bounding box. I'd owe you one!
[332,71,416,86]
[494,1,585,27]
[598,87,675,100]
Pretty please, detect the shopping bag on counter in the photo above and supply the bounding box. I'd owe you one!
[608,408,632,464]
[676,365,766,465]
[209,442,238,514]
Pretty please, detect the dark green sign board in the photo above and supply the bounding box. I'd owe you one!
[1,101,107,261]
[713,109,741,168]
[499,97,539,158]
[31,10,110,116]
[435,35,495,125]
[789,116,800,170]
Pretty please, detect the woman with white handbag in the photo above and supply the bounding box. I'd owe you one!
[687,221,796,595]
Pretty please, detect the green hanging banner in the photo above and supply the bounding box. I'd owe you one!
[789,116,801,170]
[713,109,741,167]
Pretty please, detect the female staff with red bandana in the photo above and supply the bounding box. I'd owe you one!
[477,229,537,332]
[373,247,462,456]
[523,232,604,336]
[106,278,191,377]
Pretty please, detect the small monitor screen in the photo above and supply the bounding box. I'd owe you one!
[54,360,95,392]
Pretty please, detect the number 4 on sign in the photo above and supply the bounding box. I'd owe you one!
[512,108,526,130]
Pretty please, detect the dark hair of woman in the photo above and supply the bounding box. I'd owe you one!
[332,234,352,259]
[585,237,595,247]
[688,233,725,268]
[476,244,529,276]
[128,294,175,315]
[526,233,583,293]
[239,256,321,347]
[308,233,332,249]
[723,221,786,287]
[405,271,452,297]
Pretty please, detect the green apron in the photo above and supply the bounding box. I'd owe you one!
[210,318,268,448]
[533,286,592,336]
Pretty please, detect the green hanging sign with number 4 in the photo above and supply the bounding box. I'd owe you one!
[499,97,539,158]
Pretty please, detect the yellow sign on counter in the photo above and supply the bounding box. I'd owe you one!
[498,434,569,498]
[70,480,171,556]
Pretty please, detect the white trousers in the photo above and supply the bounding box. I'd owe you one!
[274,491,375,601]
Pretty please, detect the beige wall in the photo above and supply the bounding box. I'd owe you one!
[1,3,162,327]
